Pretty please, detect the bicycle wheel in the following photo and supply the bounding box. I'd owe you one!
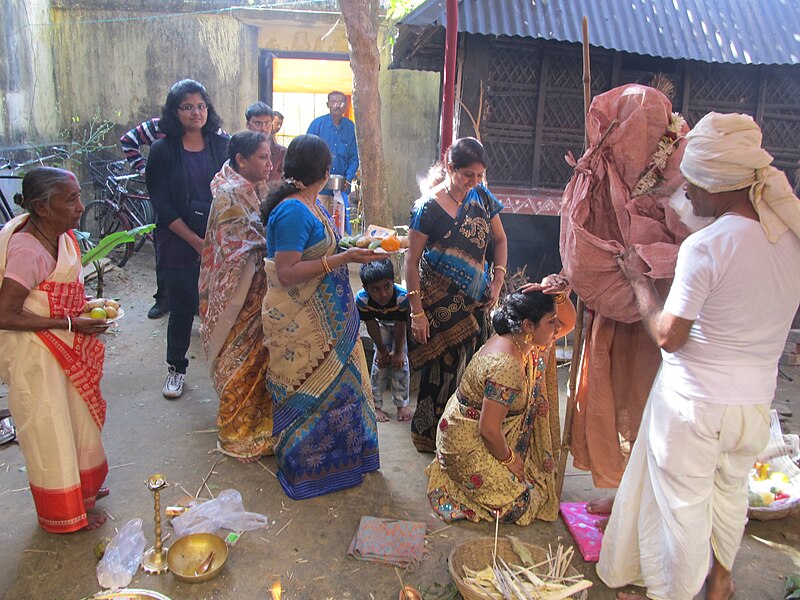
[80,200,134,268]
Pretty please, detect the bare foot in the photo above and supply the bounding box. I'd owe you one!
[236,455,261,464]
[587,496,615,514]
[375,408,390,422]
[595,516,610,532]
[397,406,412,421]
[707,556,736,600]
[85,509,107,531]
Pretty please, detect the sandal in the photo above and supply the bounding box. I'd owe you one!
[97,487,110,500]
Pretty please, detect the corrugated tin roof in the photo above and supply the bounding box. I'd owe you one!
[398,0,800,66]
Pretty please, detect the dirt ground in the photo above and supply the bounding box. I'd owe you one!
[0,247,798,600]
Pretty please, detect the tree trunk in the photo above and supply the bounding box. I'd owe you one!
[338,0,391,230]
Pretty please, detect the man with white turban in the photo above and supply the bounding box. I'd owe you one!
[597,112,800,600]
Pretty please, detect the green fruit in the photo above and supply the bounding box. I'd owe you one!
[90,307,107,319]
[368,240,382,250]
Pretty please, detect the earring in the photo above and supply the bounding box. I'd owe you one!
[525,333,533,344]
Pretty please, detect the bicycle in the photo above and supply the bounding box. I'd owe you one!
[80,161,155,268]
[0,147,71,227]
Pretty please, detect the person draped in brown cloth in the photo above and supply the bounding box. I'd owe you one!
[560,84,703,489]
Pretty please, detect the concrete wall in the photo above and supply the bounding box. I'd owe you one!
[50,3,258,147]
[0,0,60,145]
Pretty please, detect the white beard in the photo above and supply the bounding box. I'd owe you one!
[667,187,715,233]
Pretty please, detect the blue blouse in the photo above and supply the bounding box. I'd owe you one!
[266,199,326,258]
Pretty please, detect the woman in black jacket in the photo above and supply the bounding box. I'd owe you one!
[146,79,228,399]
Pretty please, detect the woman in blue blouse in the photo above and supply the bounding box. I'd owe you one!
[259,134,382,500]
[404,137,509,452]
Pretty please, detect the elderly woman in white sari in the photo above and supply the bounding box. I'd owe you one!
[0,167,110,532]
[199,131,276,462]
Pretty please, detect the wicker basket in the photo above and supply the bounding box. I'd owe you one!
[448,537,589,600]
[747,452,800,521]
[747,410,800,521]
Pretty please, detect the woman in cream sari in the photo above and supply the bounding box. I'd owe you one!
[0,168,110,532]
[200,131,276,461]
[260,134,383,500]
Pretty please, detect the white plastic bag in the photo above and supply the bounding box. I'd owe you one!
[96,518,146,589]
[172,489,268,538]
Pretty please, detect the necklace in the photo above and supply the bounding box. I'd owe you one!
[510,334,530,368]
[445,186,465,206]
[28,220,59,254]
[510,334,537,394]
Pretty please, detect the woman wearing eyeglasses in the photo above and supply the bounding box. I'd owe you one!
[146,80,229,399]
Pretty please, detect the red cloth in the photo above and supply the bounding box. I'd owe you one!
[560,85,692,487]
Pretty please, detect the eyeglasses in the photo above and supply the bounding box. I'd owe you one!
[248,120,272,128]
[329,101,346,107]
[177,103,208,113]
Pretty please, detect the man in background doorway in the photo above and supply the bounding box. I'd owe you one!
[269,111,287,187]
[307,91,358,233]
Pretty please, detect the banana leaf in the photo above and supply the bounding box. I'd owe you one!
[78,224,155,266]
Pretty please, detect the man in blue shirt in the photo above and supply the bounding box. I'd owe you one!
[307,91,358,233]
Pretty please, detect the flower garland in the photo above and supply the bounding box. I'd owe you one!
[630,112,686,198]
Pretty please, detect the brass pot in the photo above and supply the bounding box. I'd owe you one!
[166,533,228,583]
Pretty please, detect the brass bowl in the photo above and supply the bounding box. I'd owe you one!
[89,590,171,599]
[166,533,228,583]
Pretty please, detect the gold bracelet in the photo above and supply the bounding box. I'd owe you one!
[493,265,507,275]
[554,291,568,304]
[321,256,332,275]
[498,449,515,466]
[407,289,422,298]
[410,310,425,319]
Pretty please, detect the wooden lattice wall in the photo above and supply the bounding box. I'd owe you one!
[459,36,800,191]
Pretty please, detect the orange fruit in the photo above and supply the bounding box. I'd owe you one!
[381,236,401,252]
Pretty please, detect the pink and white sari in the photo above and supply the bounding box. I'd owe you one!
[0,215,107,533]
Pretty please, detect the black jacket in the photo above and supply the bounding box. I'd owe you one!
[145,133,228,229]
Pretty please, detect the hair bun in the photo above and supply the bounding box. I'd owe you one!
[13,192,23,207]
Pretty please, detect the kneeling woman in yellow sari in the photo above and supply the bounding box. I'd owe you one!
[200,131,276,461]
[426,281,575,524]
[0,167,111,532]
[260,134,383,500]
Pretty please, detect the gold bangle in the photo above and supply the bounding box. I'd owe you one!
[407,289,422,298]
[493,265,507,275]
[554,291,568,304]
[498,449,515,466]
[410,310,425,319]
[321,256,332,275]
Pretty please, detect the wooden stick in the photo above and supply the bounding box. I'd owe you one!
[275,518,293,537]
[556,15,592,499]
[195,460,218,498]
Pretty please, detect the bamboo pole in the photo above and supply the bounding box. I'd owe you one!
[555,16,591,498]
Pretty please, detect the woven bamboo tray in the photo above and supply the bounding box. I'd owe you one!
[448,537,589,600]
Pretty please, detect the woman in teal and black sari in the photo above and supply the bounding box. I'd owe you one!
[260,134,383,500]
[404,137,509,452]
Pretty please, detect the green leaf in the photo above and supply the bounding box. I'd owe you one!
[80,224,155,266]
[786,574,800,599]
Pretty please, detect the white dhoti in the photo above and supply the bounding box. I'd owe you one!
[596,367,771,600]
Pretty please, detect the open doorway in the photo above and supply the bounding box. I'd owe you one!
[259,51,354,146]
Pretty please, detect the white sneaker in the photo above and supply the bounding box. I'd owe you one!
[162,366,185,399]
